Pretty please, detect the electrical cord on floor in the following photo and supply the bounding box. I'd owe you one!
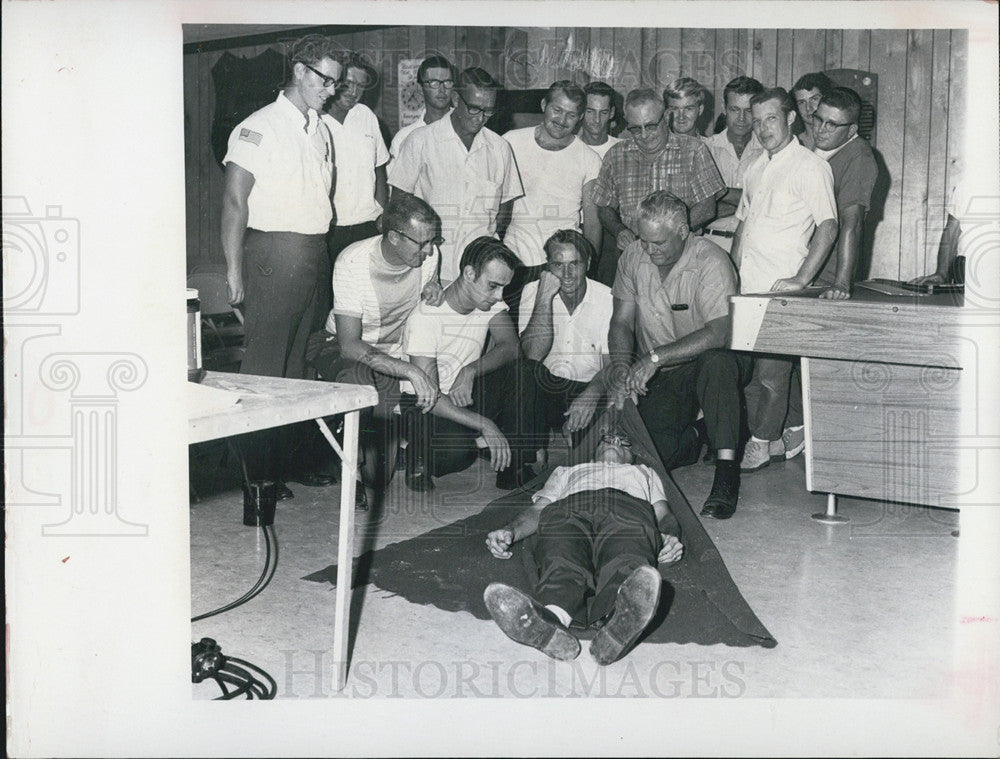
[192,638,276,699]
[190,439,280,622]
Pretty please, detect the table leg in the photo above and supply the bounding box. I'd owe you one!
[316,411,359,692]
[812,491,850,524]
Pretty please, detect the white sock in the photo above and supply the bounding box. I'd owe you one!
[750,435,769,444]
[545,604,572,627]
[785,425,804,433]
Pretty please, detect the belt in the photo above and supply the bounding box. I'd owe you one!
[706,228,735,239]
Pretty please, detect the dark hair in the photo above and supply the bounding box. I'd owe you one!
[583,81,617,107]
[723,76,765,105]
[818,86,862,124]
[750,87,796,118]
[792,72,835,96]
[545,80,586,113]
[457,67,500,93]
[417,55,455,83]
[637,190,689,231]
[459,236,518,279]
[663,77,705,105]
[340,51,376,88]
[543,229,595,265]
[289,34,336,66]
[383,194,440,236]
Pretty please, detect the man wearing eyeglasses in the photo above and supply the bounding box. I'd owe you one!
[308,194,444,508]
[389,67,523,285]
[608,191,746,520]
[221,34,340,495]
[732,87,837,475]
[591,88,724,268]
[483,431,683,664]
[388,56,455,166]
[322,54,390,273]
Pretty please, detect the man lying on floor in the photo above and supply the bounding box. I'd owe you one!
[482,430,683,665]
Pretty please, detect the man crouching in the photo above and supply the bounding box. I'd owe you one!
[483,431,683,665]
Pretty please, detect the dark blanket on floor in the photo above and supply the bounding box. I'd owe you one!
[303,402,777,648]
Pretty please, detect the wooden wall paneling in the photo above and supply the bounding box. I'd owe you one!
[735,29,755,80]
[840,28,871,72]
[407,25,426,61]
[774,29,794,89]
[465,26,501,82]
[824,28,843,70]
[898,29,934,281]
[869,29,909,279]
[200,52,222,270]
[752,29,777,87]
[713,28,743,126]
[653,28,682,92]
[183,53,199,268]
[639,28,659,90]
[924,30,953,276]
[944,30,966,217]
[566,27,592,87]
[379,26,411,132]
[680,27,715,95]
[791,28,826,84]
[503,28,528,88]
[524,26,553,88]
[612,26,643,93]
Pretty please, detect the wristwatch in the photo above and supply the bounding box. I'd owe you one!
[649,350,660,365]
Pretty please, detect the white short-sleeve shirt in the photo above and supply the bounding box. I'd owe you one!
[223,92,334,234]
[736,137,837,294]
[533,462,666,505]
[388,108,454,163]
[325,235,439,357]
[401,299,508,395]
[502,129,603,266]
[587,135,621,160]
[388,116,524,283]
[324,104,389,226]
[518,278,612,383]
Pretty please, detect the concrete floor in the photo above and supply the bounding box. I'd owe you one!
[190,440,960,700]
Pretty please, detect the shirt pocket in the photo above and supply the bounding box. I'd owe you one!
[466,176,503,217]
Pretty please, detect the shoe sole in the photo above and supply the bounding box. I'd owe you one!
[589,566,661,665]
[700,500,736,519]
[784,442,805,460]
[740,457,770,473]
[483,583,580,661]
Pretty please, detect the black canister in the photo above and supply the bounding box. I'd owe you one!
[243,480,277,527]
[187,288,203,382]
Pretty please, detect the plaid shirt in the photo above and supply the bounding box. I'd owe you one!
[591,133,725,233]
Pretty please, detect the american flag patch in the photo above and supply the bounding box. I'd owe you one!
[239,128,262,146]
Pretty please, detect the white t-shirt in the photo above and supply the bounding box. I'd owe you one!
[388,116,524,283]
[736,137,837,294]
[502,129,603,267]
[223,92,334,234]
[324,103,389,226]
[325,235,439,358]
[586,135,621,160]
[401,299,509,394]
[533,461,666,505]
[518,278,612,383]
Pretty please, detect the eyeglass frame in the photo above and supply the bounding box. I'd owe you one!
[420,78,455,90]
[455,89,497,119]
[600,433,633,448]
[301,62,338,89]
[393,228,443,251]
[811,114,854,132]
[626,113,665,137]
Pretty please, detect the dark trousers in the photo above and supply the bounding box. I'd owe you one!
[400,360,539,477]
[307,332,402,487]
[239,230,325,480]
[527,360,593,449]
[502,262,546,327]
[744,355,795,441]
[315,220,381,332]
[591,231,621,287]
[636,348,752,470]
[534,489,661,626]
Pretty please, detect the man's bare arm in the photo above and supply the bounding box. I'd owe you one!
[220,162,255,305]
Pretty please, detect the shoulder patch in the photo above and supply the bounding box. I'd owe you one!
[239,128,263,146]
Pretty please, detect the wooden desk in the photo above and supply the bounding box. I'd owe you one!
[730,288,966,508]
[188,371,377,691]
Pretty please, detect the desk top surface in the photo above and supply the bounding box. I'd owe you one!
[188,371,378,445]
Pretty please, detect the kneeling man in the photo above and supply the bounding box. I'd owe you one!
[483,431,683,665]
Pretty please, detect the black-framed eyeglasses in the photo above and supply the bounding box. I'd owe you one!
[600,433,632,448]
[812,115,853,132]
[626,114,664,136]
[456,90,496,119]
[302,62,337,89]
[394,229,443,251]
[420,78,454,90]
